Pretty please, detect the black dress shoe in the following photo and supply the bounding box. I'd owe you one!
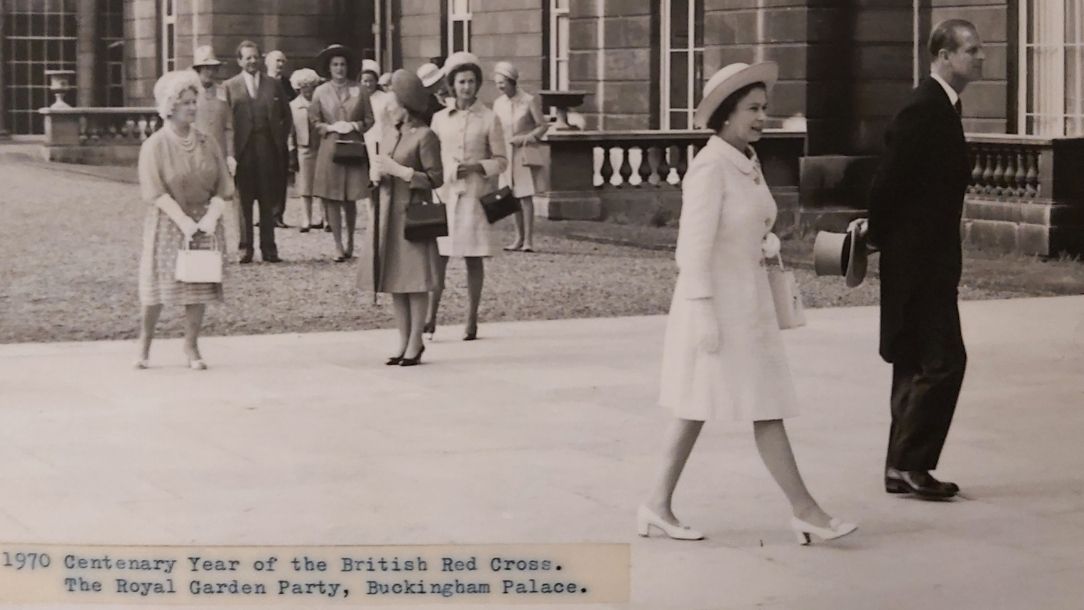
[239,253,254,264]
[275,221,290,229]
[263,254,283,263]
[885,468,957,499]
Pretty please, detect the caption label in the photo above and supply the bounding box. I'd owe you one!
[0,543,629,605]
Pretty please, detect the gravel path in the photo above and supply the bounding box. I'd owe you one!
[2,161,1081,344]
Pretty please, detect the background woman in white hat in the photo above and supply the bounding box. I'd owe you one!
[640,62,857,544]
[288,68,323,232]
[135,70,233,370]
[426,52,508,341]
[309,44,374,262]
[493,60,548,252]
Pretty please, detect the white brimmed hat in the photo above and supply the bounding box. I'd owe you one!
[360,59,381,77]
[443,52,481,81]
[813,219,871,288]
[191,45,222,69]
[416,63,444,88]
[694,61,779,129]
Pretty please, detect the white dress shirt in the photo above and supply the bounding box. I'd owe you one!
[243,71,261,98]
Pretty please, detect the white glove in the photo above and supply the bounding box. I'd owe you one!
[694,300,721,354]
[369,165,382,184]
[196,197,227,234]
[226,156,237,176]
[761,232,781,259]
[179,217,199,240]
[331,121,354,134]
[155,194,199,240]
[374,154,414,182]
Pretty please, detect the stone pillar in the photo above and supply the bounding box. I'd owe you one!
[0,0,9,137]
[76,0,98,107]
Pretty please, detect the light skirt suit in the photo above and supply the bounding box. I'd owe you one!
[493,90,545,198]
[658,136,800,422]
[430,100,508,257]
[289,95,318,197]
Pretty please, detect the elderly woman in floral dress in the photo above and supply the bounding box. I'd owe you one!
[135,70,234,370]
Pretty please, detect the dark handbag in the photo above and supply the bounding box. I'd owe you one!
[404,190,448,242]
[480,186,520,224]
[332,136,368,165]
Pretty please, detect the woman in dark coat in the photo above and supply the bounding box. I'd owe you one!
[359,69,444,366]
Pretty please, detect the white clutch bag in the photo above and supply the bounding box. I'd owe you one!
[175,236,223,283]
[767,254,806,329]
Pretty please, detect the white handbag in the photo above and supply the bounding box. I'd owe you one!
[175,236,223,283]
[767,254,806,329]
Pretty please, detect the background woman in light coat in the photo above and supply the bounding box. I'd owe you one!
[310,44,374,262]
[427,52,508,341]
[640,62,857,545]
[136,70,233,370]
[360,69,443,366]
[493,61,548,252]
[288,68,322,232]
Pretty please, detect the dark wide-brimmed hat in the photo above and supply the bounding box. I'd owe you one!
[316,44,358,79]
[813,219,871,288]
[389,69,429,115]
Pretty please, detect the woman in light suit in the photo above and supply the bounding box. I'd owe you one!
[639,63,857,545]
[493,61,548,252]
[310,44,375,262]
[427,52,508,341]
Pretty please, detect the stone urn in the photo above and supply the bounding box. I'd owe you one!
[539,90,588,131]
[45,69,76,109]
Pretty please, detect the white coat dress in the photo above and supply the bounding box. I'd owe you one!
[430,100,508,257]
[658,135,800,422]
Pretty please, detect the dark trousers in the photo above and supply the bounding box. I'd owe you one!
[236,130,284,257]
[886,289,967,471]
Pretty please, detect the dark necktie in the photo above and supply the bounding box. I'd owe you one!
[954,99,962,117]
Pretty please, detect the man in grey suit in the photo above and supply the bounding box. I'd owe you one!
[225,40,291,263]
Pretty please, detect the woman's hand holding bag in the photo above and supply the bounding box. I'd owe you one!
[196,197,227,234]
[694,299,721,354]
[761,232,781,259]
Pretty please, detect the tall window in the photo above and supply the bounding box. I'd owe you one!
[4,0,77,135]
[100,0,125,106]
[660,0,704,129]
[448,0,471,55]
[1019,0,1084,135]
[161,0,177,72]
[548,0,570,90]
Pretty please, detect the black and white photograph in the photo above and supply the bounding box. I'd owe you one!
[2,1,1084,608]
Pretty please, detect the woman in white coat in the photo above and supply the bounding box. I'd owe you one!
[427,52,508,341]
[639,62,857,545]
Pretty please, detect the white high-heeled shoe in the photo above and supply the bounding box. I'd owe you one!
[790,515,857,545]
[636,505,704,541]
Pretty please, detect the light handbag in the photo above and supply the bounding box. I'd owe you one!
[767,254,806,329]
[480,186,520,224]
[175,236,223,284]
[519,142,546,167]
[404,190,448,242]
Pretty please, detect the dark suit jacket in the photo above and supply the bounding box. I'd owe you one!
[224,71,291,163]
[867,77,972,362]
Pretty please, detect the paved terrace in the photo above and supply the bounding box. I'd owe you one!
[1,296,1083,609]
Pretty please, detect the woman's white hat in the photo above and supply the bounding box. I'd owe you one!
[360,59,381,77]
[694,61,778,129]
[416,63,444,88]
[153,69,202,119]
[289,68,321,91]
[443,52,481,79]
[493,61,519,82]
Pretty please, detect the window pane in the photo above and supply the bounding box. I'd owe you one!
[692,51,704,105]
[694,0,704,46]
[453,21,464,52]
[670,111,687,130]
[670,0,688,49]
[670,51,688,108]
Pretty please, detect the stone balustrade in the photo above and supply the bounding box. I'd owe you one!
[963,134,1084,256]
[541,129,806,232]
[38,107,161,164]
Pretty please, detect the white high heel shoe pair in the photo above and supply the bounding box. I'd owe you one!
[637,505,857,544]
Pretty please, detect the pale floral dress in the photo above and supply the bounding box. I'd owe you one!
[138,125,234,306]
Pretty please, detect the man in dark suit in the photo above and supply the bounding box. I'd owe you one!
[867,19,985,500]
[265,49,295,229]
[225,40,291,263]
